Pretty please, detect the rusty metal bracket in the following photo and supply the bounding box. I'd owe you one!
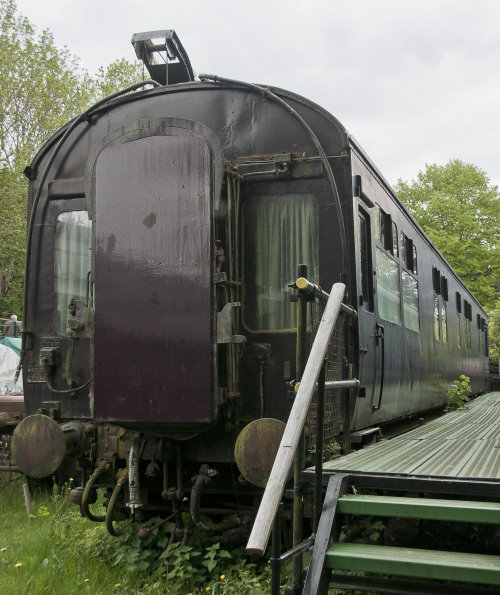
[217,303,246,344]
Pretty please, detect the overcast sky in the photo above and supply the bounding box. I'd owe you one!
[13,0,500,189]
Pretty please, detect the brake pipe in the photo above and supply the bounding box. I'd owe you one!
[106,468,129,537]
[82,460,110,522]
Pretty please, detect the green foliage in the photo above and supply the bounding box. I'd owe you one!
[308,440,342,463]
[109,518,270,593]
[340,515,385,545]
[92,58,143,100]
[0,0,96,318]
[489,298,500,359]
[0,475,272,594]
[323,440,342,460]
[0,168,25,316]
[0,0,143,317]
[395,159,500,311]
[446,374,471,411]
[0,475,134,593]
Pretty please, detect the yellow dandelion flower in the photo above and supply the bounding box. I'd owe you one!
[220,575,225,580]
[114,585,121,588]
[205,588,211,592]
[83,579,89,583]
[69,477,74,482]
[14,563,22,568]
[0,547,7,552]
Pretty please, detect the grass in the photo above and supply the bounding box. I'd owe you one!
[0,475,141,594]
[0,473,272,594]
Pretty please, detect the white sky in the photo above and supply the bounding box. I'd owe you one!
[13,0,500,189]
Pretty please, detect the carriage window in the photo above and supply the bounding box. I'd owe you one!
[441,298,447,343]
[55,211,92,335]
[402,271,419,332]
[243,194,317,331]
[392,221,399,257]
[434,295,440,340]
[374,204,381,243]
[434,294,447,342]
[376,247,401,324]
[401,233,417,274]
[478,317,486,355]
[358,209,374,311]
[463,316,472,349]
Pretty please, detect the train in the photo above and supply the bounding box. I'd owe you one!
[11,30,489,540]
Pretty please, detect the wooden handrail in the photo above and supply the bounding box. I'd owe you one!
[246,282,346,556]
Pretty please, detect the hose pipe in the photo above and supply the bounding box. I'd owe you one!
[190,465,242,532]
[81,460,109,522]
[106,468,128,537]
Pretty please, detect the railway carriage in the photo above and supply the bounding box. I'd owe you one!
[12,31,489,538]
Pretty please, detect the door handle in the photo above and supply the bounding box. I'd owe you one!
[373,322,385,411]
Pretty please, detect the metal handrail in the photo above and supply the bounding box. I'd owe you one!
[292,379,360,392]
[295,277,357,318]
[246,282,346,556]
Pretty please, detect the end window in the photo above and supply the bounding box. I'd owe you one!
[55,211,92,335]
[243,194,317,331]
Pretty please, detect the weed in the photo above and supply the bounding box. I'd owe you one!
[109,518,270,593]
[308,440,342,463]
[446,374,471,411]
[340,516,385,544]
[0,475,274,594]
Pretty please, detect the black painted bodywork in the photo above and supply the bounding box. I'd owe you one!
[21,78,489,501]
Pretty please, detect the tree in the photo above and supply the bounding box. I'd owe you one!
[395,159,500,311]
[0,168,25,317]
[92,58,143,100]
[489,298,500,360]
[0,0,142,319]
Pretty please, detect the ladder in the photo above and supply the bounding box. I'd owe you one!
[304,473,500,594]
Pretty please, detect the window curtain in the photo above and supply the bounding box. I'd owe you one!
[55,211,92,334]
[243,194,317,331]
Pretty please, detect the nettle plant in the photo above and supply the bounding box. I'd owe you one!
[446,375,471,411]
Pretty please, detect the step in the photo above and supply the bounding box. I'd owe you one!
[326,542,500,586]
[337,494,500,524]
